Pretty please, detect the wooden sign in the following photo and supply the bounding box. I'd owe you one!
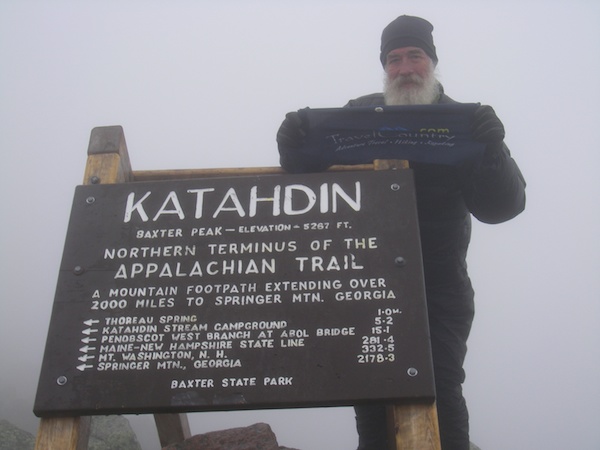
[34,170,434,416]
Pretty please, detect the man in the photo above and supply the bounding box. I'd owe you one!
[276,15,526,450]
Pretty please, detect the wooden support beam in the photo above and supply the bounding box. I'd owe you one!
[154,413,192,447]
[373,159,410,171]
[34,416,91,450]
[34,127,132,450]
[132,163,374,182]
[84,125,133,184]
[373,159,441,450]
[387,403,441,450]
[36,125,192,449]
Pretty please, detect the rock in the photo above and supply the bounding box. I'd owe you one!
[0,417,301,450]
[158,423,481,450]
[89,415,142,450]
[0,419,35,450]
[0,415,141,450]
[0,415,480,450]
[162,422,298,450]
[160,420,480,450]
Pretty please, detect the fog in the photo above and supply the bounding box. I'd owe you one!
[1,1,599,449]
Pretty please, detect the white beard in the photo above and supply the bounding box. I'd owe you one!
[383,66,440,105]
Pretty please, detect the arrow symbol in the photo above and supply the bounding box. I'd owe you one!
[81,336,97,344]
[79,345,96,353]
[77,364,94,372]
[83,319,99,326]
[82,328,98,335]
[78,354,96,362]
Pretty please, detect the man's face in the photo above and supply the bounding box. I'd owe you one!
[384,47,432,81]
[383,46,438,105]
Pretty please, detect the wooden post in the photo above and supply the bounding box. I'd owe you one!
[34,416,91,450]
[154,413,192,447]
[373,159,441,450]
[386,403,441,450]
[84,125,133,184]
[35,125,190,449]
[373,159,410,171]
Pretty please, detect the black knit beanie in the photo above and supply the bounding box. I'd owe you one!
[380,15,438,66]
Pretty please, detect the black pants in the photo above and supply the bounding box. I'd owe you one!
[355,285,475,450]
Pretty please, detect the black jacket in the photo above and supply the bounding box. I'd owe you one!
[280,91,526,290]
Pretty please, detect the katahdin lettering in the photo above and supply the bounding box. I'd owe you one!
[123,182,362,222]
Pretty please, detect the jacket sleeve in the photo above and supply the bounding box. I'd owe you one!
[462,141,526,224]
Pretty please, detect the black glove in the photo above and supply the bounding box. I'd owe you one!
[276,111,307,149]
[472,105,505,143]
[277,109,330,173]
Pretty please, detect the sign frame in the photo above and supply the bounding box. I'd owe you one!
[33,126,441,450]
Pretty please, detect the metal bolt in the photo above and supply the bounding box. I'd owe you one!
[73,266,84,275]
[85,196,95,204]
[57,376,68,386]
[391,183,400,191]
[407,368,418,377]
[394,256,406,267]
[89,176,100,184]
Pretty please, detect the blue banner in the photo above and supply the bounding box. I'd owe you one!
[298,103,485,166]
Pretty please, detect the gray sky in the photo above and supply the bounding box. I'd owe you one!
[1,1,599,449]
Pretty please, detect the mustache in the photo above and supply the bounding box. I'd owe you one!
[391,73,425,88]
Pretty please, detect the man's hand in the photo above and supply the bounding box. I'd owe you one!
[472,105,505,143]
[276,111,306,149]
[277,108,330,173]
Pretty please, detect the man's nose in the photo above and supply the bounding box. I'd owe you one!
[397,61,414,75]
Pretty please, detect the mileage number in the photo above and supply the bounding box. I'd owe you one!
[357,353,396,363]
